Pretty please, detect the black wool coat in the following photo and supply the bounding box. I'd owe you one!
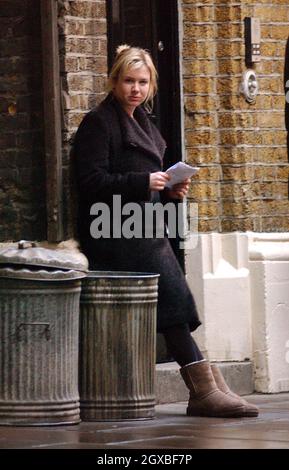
[73,94,201,333]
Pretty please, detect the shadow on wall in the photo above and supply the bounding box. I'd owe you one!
[285,37,289,200]
[67,132,79,241]
[284,36,289,164]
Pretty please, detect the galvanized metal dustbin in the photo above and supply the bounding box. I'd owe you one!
[0,241,88,426]
[79,271,159,421]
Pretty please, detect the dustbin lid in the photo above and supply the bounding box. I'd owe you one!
[0,266,87,281]
[0,240,89,275]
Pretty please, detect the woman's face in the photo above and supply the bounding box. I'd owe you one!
[113,65,151,116]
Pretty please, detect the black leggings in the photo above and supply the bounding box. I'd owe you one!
[162,323,204,367]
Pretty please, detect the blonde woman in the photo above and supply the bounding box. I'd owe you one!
[74,45,258,418]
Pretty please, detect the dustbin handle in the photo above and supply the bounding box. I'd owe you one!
[16,322,51,341]
[18,240,37,249]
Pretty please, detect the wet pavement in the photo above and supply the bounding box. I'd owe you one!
[0,393,288,450]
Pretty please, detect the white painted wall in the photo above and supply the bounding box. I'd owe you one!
[186,232,252,362]
[249,233,289,393]
[185,231,289,393]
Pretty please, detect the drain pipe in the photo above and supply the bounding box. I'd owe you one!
[40,0,63,242]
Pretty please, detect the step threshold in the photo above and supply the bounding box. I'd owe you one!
[156,361,254,404]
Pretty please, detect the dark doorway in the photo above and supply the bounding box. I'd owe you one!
[106,0,184,263]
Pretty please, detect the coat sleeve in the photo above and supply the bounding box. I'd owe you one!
[74,111,151,202]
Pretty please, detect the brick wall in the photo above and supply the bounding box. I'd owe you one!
[182,0,289,233]
[58,0,107,238]
[1,0,289,242]
[0,0,46,241]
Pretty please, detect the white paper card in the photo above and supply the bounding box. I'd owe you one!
[165,161,199,189]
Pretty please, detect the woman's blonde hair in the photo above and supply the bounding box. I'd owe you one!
[107,44,158,112]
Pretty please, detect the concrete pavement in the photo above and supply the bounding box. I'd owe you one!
[0,393,288,449]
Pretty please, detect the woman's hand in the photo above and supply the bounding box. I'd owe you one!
[149,172,170,191]
[166,178,191,199]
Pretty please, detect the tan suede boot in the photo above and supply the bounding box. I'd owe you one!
[210,364,259,417]
[180,360,250,418]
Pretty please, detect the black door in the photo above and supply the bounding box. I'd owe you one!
[106,0,184,265]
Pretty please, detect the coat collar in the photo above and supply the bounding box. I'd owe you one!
[104,94,167,164]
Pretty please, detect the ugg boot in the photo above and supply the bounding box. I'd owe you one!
[180,360,250,418]
[210,364,259,417]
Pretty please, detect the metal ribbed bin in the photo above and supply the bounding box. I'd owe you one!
[0,242,87,426]
[79,271,159,421]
